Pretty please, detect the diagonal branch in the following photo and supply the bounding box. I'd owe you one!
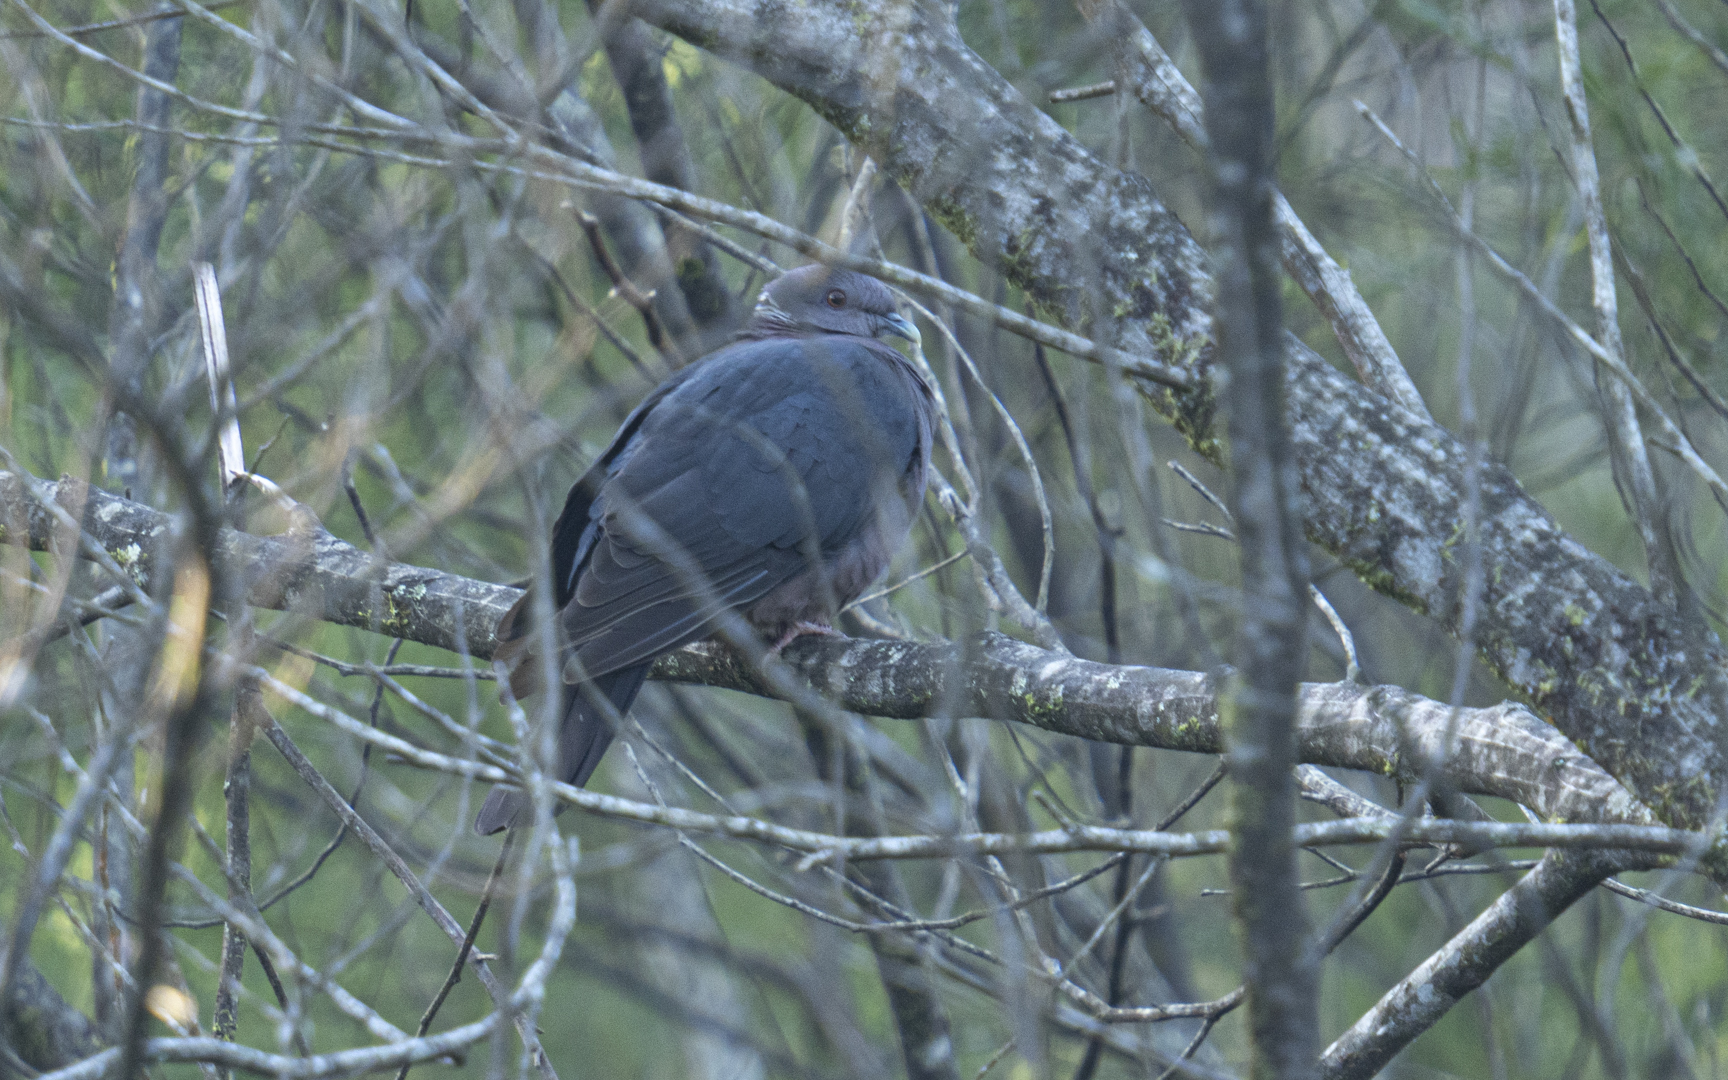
[1073,0,1429,420]
[1318,849,1628,1080]
[251,698,559,1080]
[1553,0,1682,611]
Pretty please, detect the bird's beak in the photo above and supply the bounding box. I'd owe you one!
[878,312,921,346]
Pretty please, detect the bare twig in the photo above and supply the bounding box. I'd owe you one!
[835,154,880,256]
[210,684,260,1057]
[1307,586,1360,684]
[1166,461,1232,524]
[254,699,559,1080]
[1650,0,1728,79]
[1354,98,1728,514]
[1033,343,1123,662]
[32,1017,504,1080]
[1048,80,1117,103]
[0,710,143,1034]
[1073,0,1428,417]
[1592,0,1728,224]
[847,549,971,609]
[1600,877,1728,925]
[0,0,241,39]
[899,295,1054,616]
[396,831,516,1080]
[1553,0,1680,609]
[1160,519,1234,541]
[578,210,675,360]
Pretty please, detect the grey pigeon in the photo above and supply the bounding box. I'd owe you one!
[477,265,935,834]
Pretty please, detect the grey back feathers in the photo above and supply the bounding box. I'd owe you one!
[476,265,934,834]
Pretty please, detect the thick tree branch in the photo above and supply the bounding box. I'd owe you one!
[1318,850,1626,1080]
[0,470,1661,836]
[2,961,103,1071]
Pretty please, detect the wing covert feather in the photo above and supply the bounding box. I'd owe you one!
[551,335,929,677]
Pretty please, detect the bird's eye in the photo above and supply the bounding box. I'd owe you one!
[825,289,846,308]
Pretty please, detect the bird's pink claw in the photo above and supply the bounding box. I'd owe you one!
[770,620,841,653]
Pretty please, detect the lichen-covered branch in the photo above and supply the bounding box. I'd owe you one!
[2,960,102,1071]
[0,470,1660,836]
[0,471,519,656]
[1318,849,1625,1080]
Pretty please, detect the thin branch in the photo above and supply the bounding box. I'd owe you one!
[1049,80,1117,103]
[0,0,241,39]
[1593,0,1728,224]
[1167,460,1232,524]
[577,210,675,360]
[33,1018,504,1080]
[210,684,260,1056]
[252,698,559,1080]
[396,831,515,1080]
[1160,519,1234,541]
[1600,877,1728,925]
[1354,98,1728,515]
[0,708,142,1037]
[1072,0,1428,418]
[1553,0,1680,609]
[1308,586,1360,683]
[1651,0,1728,79]
[847,549,970,608]
[1611,241,1728,426]
[1033,342,1122,662]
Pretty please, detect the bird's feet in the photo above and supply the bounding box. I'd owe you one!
[769,620,842,654]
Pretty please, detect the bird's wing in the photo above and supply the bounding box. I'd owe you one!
[493,368,698,657]
[559,336,927,678]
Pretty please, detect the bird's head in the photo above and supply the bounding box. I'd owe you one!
[747,265,920,346]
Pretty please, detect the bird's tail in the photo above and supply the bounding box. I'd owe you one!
[473,663,651,835]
